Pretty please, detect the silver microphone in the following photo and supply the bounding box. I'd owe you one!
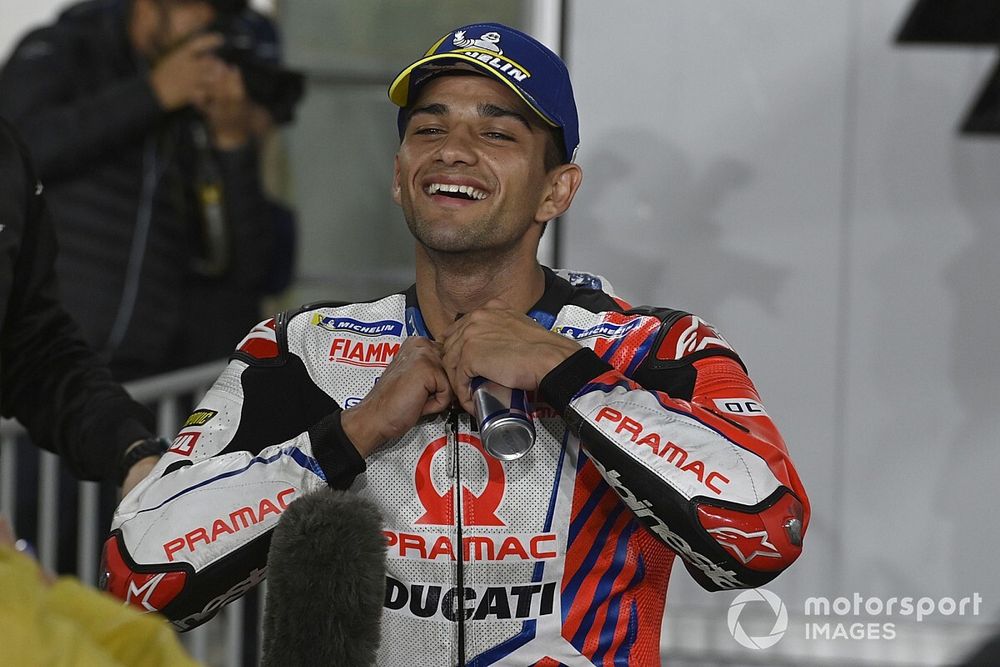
[471,377,535,460]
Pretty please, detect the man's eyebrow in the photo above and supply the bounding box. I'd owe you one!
[479,103,533,131]
[409,103,448,118]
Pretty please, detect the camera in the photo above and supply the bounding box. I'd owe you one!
[208,11,305,125]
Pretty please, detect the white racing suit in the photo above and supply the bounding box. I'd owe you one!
[102,267,810,666]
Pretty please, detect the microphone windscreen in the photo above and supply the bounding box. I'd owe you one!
[261,488,386,667]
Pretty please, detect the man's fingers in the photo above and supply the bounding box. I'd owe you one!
[419,347,452,406]
[181,32,225,56]
[422,377,454,416]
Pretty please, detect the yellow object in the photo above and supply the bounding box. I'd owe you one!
[0,546,201,666]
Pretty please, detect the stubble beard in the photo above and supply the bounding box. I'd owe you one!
[402,200,526,259]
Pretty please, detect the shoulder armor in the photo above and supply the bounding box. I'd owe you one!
[233,317,280,361]
[646,311,745,371]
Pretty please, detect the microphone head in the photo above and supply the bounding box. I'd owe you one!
[261,488,386,667]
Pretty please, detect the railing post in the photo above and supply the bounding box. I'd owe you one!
[0,433,16,522]
[37,450,59,572]
[77,480,100,585]
[226,595,245,667]
[158,395,180,439]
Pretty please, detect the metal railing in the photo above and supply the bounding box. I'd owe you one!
[0,358,262,666]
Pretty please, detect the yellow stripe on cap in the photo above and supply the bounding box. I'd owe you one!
[423,33,450,57]
[388,53,558,128]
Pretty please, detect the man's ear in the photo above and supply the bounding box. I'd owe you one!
[391,154,402,206]
[535,163,583,223]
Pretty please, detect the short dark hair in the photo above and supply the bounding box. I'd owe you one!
[542,126,566,172]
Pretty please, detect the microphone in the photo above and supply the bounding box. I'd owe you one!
[261,488,386,667]
[471,377,536,460]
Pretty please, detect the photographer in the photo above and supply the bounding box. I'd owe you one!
[0,0,298,381]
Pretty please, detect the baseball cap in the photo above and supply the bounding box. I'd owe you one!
[388,23,579,163]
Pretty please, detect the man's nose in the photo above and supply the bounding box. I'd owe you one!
[435,126,478,165]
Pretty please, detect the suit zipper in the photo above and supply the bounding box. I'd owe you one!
[448,409,466,667]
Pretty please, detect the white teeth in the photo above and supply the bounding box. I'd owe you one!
[426,183,488,200]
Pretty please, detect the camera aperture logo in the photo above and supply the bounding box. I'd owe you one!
[726,590,983,648]
[727,588,788,649]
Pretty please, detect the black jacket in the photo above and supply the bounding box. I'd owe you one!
[0,0,278,380]
[0,118,154,482]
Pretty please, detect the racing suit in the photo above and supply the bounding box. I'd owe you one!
[103,267,810,666]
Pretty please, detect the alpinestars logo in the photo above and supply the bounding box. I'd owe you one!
[126,572,169,612]
[591,457,743,589]
[707,527,782,565]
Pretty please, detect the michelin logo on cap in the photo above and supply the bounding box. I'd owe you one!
[453,30,502,54]
[446,29,531,83]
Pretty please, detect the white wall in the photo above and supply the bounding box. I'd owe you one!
[0,0,65,62]
[566,0,999,663]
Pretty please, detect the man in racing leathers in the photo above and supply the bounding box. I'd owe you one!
[102,23,810,666]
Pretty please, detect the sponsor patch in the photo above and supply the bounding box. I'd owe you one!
[444,29,533,83]
[384,531,558,562]
[312,314,403,337]
[591,458,743,589]
[168,432,200,457]
[415,435,504,526]
[557,319,640,341]
[162,488,295,562]
[713,399,768,417]
[175,567,266,631]
[384,576,558,623]
[101,535,187,614]
[329,338,399,368]
[560,271,605,291]
[594,406,731,495]
[706,527,782,565]
[183,409,218,428]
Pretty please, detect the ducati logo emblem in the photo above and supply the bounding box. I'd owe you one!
[415,434,505,526]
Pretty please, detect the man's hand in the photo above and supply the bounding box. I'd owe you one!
[441,300,581,414]
[122,456,160,497]
[341,337,454,457]
[198,62,273,149]
[149,33,225,111]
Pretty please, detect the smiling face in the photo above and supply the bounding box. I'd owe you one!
[393,74,572,258]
